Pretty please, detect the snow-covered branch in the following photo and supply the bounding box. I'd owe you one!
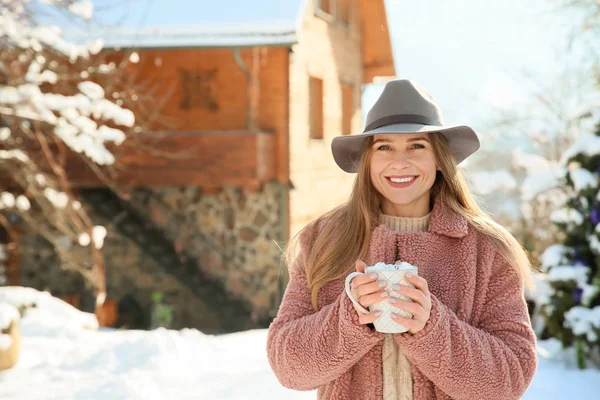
[0,0,149,297]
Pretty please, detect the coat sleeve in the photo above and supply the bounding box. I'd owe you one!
[266,225,383,391]
[396,251,538,400]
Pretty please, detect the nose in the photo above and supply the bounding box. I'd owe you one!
[390,150,411,169]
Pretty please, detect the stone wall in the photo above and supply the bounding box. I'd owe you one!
[14,181,285,332]
[18,234,94,309]
[16,214,230,332]
[0,243,8,286]
[129,181,285,322]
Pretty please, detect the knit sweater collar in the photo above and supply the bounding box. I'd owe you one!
[377,200,469,238]
[379,212,431,233]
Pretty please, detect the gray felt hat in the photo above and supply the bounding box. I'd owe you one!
[331,79,480,173]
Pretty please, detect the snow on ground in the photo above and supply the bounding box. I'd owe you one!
[0,286,98,332]
[0,302,19,349]
[0,287,599,399]
[526,340,600,400]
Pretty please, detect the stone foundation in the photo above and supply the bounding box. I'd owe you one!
[18,235,94,310]
[14,182,286,332]
[130,181,286,322]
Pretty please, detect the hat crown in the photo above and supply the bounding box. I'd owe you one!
[365,79,445,130]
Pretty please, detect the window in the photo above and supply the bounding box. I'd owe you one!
[316,0,351,26]
[338,0,350,26]
[341,83,353,135]
[309,77,324,140]
[317,0,332,15]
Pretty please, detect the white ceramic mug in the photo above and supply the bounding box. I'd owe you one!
[345,261,418,333]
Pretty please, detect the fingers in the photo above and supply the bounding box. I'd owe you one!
[391,313,423,333]
[388,298,429,334]
[355,279,386,297]
[351,259,374,287]
[405,274,429,296]
[350,261,433,333]
[358,310,382,325]
[388,274,432,334]
[389,298,420,315]
[355,259,367,273]
[389,298,428,322]
[392,282,430,308]
[359,289,389,308]
[350,271,378,288]
[351,280,388,308]
[352,277,389,308]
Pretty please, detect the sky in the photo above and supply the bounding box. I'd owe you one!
[364,0,592,133]
[90,0,303,26]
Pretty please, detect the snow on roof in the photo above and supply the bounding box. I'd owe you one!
[68,0,307,49]
[94,23,298,49]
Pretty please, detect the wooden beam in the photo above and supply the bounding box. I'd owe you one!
[64,131,275,188]
[360,0,396,83]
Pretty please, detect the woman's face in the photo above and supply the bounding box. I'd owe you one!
[369,133,438,217]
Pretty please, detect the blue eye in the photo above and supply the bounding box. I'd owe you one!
[410,143,426,149]
[377,144,391,151]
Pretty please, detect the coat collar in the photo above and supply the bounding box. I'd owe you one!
[428,199,469,238]
[366,200,468,266]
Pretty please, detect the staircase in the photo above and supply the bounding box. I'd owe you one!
[79,188,252,333]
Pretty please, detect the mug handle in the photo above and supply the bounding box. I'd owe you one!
[345,272,370,314]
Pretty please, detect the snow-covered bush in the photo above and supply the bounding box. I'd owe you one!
[537,117,600,368]
[0,0,149,299]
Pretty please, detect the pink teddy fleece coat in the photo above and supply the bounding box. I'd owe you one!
[267,201,537,399]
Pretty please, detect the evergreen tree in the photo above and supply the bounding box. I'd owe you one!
[540,119,600,368]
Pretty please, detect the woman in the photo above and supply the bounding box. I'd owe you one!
[267,79,537,400]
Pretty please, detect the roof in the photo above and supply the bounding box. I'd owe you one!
[61,0,395,82]
[89,23,298,49]
[69,0,306,49]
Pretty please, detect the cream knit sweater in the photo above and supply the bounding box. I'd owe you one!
[379,211,431,400]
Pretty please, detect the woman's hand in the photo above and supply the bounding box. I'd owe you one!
[349,259,388,325]
[389,273,432,334]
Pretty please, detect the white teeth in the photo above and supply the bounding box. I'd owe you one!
[389,177,414,183]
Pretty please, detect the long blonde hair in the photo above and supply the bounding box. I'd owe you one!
[286,133,535,310]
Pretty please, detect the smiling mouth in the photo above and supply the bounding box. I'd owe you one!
[385,176,419,188]
[387,176,417,183]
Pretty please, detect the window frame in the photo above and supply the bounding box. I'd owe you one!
[341,81,354,135]
[309,76,325,141]
[314,0,335,22]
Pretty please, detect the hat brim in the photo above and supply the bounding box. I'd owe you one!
[331,123,480,173]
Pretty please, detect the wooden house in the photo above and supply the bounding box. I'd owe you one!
[14,0,396,332]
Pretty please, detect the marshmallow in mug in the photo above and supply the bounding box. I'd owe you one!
[366,261,416,272]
